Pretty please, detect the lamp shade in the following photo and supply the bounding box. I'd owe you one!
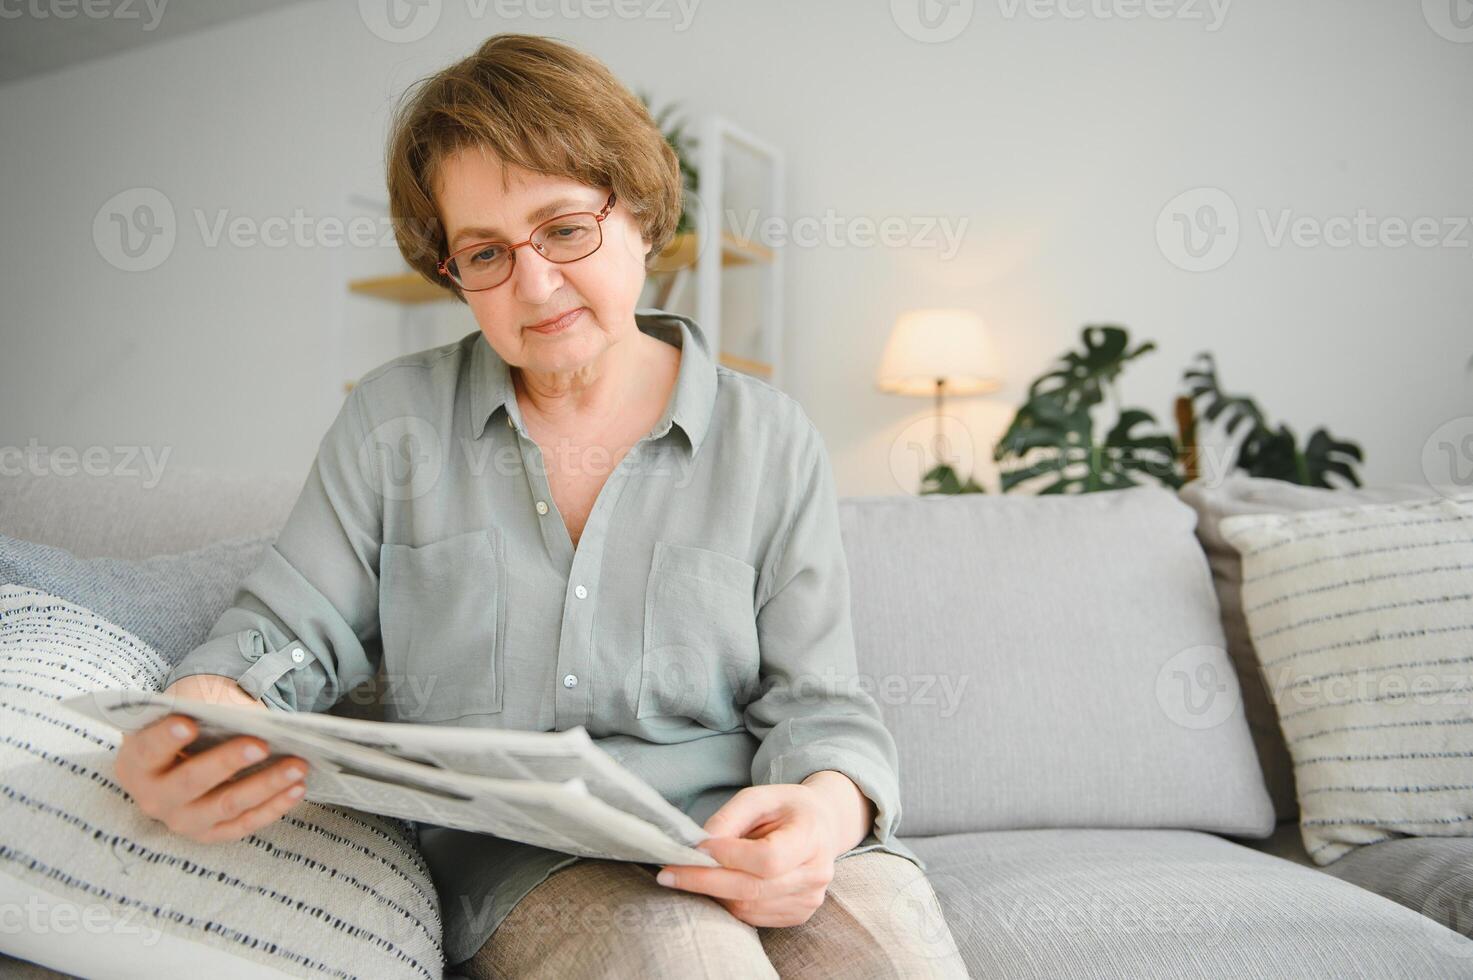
[875,308,1002,396]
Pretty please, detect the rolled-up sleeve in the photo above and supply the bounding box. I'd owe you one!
[164,385,383,713]
[745,416,903,846]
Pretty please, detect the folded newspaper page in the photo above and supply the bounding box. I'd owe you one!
[63,689,720,869]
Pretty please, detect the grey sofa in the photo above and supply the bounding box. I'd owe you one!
[2,463,1470,979]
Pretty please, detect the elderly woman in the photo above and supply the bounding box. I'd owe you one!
[113,33,966,979]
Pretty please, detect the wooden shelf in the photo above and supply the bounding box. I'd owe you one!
[348,272,452,305]
[647,231,773,274]
[718,231,774,266]
[719,352,772,378]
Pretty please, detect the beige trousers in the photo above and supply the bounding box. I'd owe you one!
[452,850,971,979]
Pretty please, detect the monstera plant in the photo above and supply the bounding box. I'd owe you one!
[990,326,1181,494]
[920,325,1365,495]
[919,461,985,494]
[1182,353,1364,488]
[636,90,699,236]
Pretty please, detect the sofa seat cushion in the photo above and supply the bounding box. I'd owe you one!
[1234,817,1318,868]
[904,827,1473,979]
[1325,837,1473,940]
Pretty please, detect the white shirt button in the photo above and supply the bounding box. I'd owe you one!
[536,500,549,515]
[290,647,306,664]
[574,584,588,599]
[563,673,578,689]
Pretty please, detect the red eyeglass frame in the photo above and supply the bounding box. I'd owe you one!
[437,191,618,291]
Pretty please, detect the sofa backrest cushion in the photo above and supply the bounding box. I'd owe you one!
[0,457,301,559]
[0,460,380,718]
[0,531,274,668]
[838,484,1276,839]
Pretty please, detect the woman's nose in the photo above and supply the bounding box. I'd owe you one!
[509,245,564,303]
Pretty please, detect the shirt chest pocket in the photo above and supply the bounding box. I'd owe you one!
[379,527,506,723]
[638,541,761,733]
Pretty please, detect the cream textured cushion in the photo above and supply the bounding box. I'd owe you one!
[1220,493,1473,865]
[0,586,443,979]
[1178,473,1442,821]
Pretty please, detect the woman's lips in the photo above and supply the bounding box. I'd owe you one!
[526,307,585,334]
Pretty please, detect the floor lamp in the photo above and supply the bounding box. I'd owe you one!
[876,309,1003,483]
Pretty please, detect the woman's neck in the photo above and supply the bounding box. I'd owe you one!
[513,331,657,436]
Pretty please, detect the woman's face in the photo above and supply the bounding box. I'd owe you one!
[434,147,653,376]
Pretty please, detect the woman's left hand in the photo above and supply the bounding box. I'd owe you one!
[655,782,847,928]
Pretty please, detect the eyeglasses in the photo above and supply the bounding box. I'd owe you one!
[437,191,617,292]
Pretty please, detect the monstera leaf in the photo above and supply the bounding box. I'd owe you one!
[996,394,1182,494]
[995,390,1094,465]
[1182,353,1268,441]
[920,463,986,494]
[993,325,1182,494]
[1024,325,1156,416]
[1183,352,1364,488]
[994,325,1161,470]
[1237,423,1364,488]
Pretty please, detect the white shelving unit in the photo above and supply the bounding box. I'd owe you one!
[695,114,785,388]
[643,113,785,387]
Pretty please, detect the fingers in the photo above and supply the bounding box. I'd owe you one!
[660,864,770,902]
[703,785,788,840]
[192,781,308,844]
[119,713,200,777]
[170,757,309,840]
[113,712,310,845]
[698,818,817,878]
[659,859,828,903]
[151,734,277,815]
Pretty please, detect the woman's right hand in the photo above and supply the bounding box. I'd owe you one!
[113,674,311,843]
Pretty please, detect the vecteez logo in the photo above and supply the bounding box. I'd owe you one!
[91,188,415,272]
[1156,187,1240,273]
[891,0,976,42]
[92,187,177,273]
[1423,0,1473,43]
[1157,187,1473,272]
[358,0,441,43]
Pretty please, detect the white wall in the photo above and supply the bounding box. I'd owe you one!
[2,0,1470,496]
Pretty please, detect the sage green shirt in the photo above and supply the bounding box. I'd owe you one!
[165,310,922,965]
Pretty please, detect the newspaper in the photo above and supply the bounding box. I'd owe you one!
[62,689,720,869]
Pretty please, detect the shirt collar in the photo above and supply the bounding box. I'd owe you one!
[469,308,718,458]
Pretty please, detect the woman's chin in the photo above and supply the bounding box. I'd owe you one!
[521,326,610,372]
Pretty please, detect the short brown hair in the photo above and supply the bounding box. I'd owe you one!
[384,33,683,303]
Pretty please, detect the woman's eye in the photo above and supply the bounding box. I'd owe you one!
[471,246,503,264]
[548,224,585,239]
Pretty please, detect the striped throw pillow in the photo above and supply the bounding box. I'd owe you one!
[0,585,444,978]
[1220,493,1473,865]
